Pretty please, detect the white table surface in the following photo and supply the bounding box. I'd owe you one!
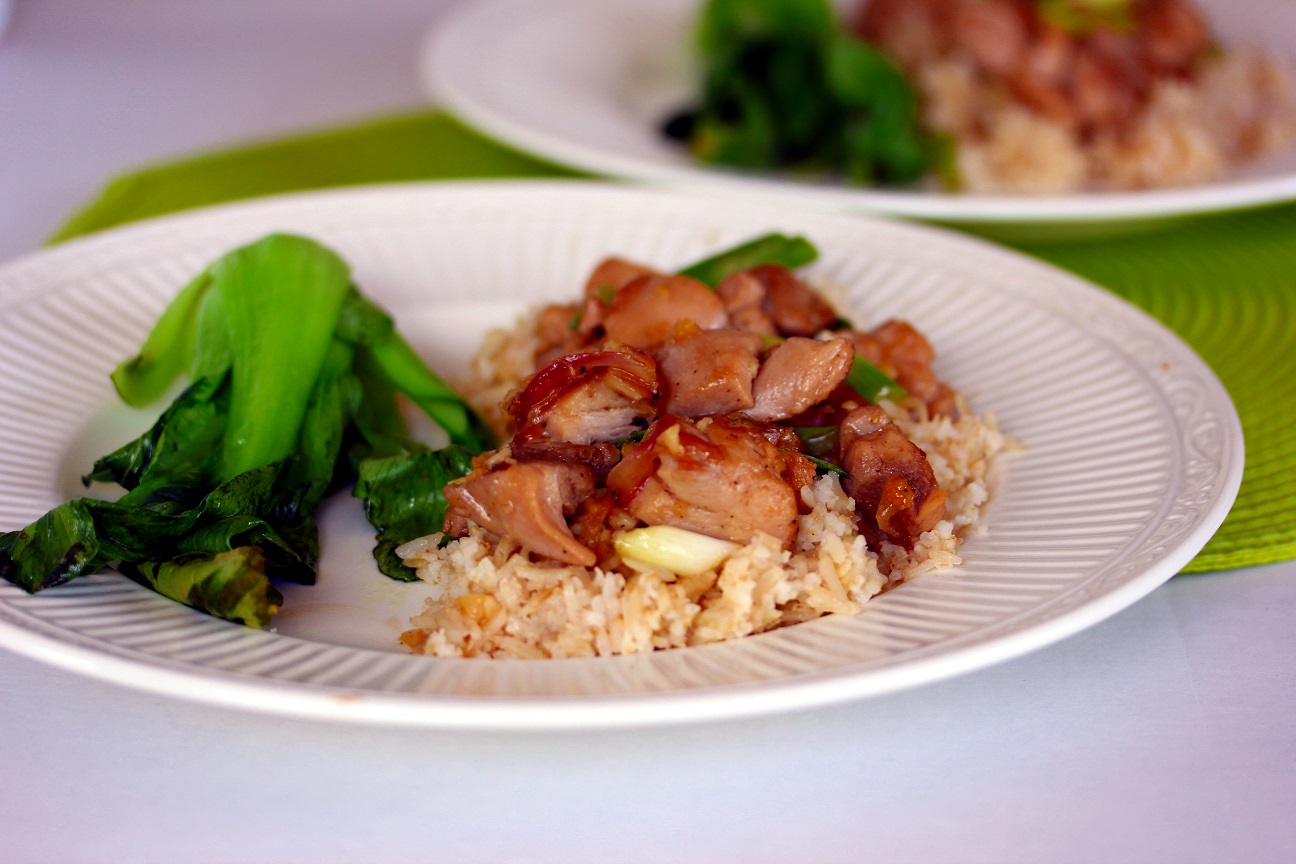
[2,3,1294,862]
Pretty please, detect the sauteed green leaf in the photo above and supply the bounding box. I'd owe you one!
[0,234,489,626]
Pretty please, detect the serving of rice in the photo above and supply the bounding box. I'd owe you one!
[925,48,1296,194]
[396,311,1012,659]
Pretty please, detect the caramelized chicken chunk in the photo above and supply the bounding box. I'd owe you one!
[856,0,949,70]
[838,405,946,544]
[746,336,854,423]
[444,456,597,566]
[584,257,662,297]
[850,320,957,417]
[606,415,799,547]
[714,270,776,335]
[508,345,658,445]
[716,264,839,337]
[1006,23,1078,126]
[949,0,1029,78]
[570,489,637,568]
[1136,0,1209,71]
[532,302,585,367]
[509,439,623,483]
[715,417,819,507]
[597,274,729,349]
[575,258,665,341]
[654,325,763,417]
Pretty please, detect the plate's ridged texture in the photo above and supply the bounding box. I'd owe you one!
[0,183,1241,728]
[1019,205,1296,570]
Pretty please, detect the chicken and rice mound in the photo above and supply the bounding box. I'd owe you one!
[857,0,1296,193]
[398,253,1010,658]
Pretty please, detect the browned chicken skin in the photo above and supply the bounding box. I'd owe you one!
[606,415,800,547]
[508,345,659,445]
[746,336,855,423]
[444,456,598,566]
[747,264,841,336]
[654,325,763,417]
[598,274,729,349]
[850,320,957,418]
[716,264,839,337]
[838,405,946,544]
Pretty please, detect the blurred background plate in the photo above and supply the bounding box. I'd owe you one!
[424,0,1296,233]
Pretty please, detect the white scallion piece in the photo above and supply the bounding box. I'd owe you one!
[614,525,740,576]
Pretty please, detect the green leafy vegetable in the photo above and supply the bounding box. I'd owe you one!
[792,425,838,459]
[211,234,352,481]
[121,548,281,629]
[846,355,908,403]
[1038,0,1134,34]
[666,0,931,187]
[353,445,475,580]
[677,232,818,287]
[825,34,927,185]
[0,233,488,627]
[110,268,212,406]
[695,0,835,53]
[803,453,849,478]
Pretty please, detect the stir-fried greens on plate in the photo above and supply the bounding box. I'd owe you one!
[0,234,490,627]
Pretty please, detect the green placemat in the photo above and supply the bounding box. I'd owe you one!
[51,112,580,241]
[49,110,1296,573]
[1017,211,1296,572]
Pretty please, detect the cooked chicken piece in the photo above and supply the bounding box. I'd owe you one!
[509,439,623,483]
[654,326,763,417]
[717,264,839,337]
[598,274,730,349]
[1073,30,1148,130]
[577,258,665,339]
[1136,0,1209,71]
[856,0,949,69]
[583,257,662,297]
[850,320,957,417]
[838,405,946,544]
[780,450,821,513]
[703,416,819,508]
[1006,23,1079,127]
[745,336,854,423]
[532,302,586,367]
[570,488,637,569]
[444,457,597,566]
[606,415,799,547]
[714,270,777,335]
[508,346,658,445]
[949,0,1029,78]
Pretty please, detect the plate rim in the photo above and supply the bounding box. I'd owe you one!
[0,179,1245,729]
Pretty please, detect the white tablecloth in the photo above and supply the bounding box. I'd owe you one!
[2,3,1294,862]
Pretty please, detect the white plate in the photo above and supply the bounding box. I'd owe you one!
[424,0,1296,229]
[0,181,1241,728]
